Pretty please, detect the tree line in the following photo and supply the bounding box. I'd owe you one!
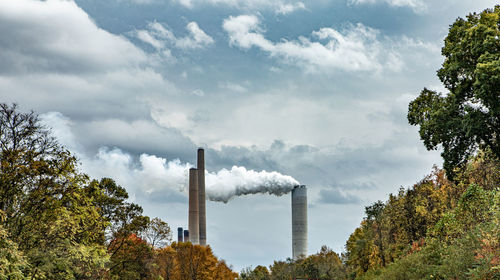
[239,154,499,280]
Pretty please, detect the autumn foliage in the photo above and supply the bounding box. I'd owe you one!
[108,234,237,280]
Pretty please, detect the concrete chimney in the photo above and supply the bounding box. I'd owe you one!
[292,185,307,259]
[183,230,189,242]
[177,227,183,242]
[197,148,207,246]
[188,168,199,244]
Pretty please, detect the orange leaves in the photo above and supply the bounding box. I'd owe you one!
[153,242,237,280]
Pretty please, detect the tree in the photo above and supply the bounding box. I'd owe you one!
[0,103,62,222]
[214,259,238,280]
[173,242,219,280]
[84,178,150,244]
[301,246,346,280]
[268,260,292,280]
[365,201,386,266]
[152,246,178,280]
[239,265,270,280]
[142,217,172,249]
[0,224,27,280]
[408,6,500,178]
[108,233,153,280]
[0,104,110,279]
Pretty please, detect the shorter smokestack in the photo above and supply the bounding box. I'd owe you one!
[188,168,200,244]
[292,185,307,259]
[184,230,189,242]
[177,227,183,242]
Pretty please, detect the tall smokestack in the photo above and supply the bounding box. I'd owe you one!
[184,230,189,242]
[197,148,206,246]
[188,168,199,244]
[177,227,183,242]
[292,185,307,259]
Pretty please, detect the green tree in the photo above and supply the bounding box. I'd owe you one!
[0,223,28,280]
[84,178,150,244]
[268,260,291,280]
[0,103,109,279]
[301,246,346,280]
[239,265,270,280]
[408,6,500,178]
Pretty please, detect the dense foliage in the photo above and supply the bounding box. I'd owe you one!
[240,154,499,279]
[344,153,499,279]
[239,246,346,280]
[408,5,500,178]
[0,103,237,279]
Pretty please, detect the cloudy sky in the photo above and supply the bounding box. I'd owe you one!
[1,0,497,271]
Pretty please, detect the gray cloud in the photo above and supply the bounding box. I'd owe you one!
[138,189,189,204]
[0,0,146,75]
[317,189,361,204]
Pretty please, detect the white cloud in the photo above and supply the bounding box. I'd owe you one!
[218,81,248,93]
[179,22,215,48]
[276,1,306,14]
[191,89,205,96]
[134,21,214,50]
[135,29,165,50]
[178,0,194,8]
[172,0,306,14]
[348,0,427,13]
[223,15,400,72]
[130,0,159,3]
[0,0,147,74]
[222,15,441,73]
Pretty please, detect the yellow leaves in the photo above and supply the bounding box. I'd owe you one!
[415,205,428,217]
[152,242,237,280]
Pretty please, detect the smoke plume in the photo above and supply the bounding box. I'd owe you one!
[205,166,299,203]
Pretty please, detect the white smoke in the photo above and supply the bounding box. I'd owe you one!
[40,112,300,203]
[205,166,299,202]
[90,150,300,203]
[86,149,300,202]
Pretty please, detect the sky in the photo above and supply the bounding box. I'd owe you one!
[0,0,498,271]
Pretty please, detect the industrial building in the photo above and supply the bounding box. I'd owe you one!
[182,148,308,259]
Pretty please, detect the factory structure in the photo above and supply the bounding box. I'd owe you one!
[177,148,308,259]
[178,148,207,246]
[292,185,307,259]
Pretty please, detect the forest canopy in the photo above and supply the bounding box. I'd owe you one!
[408,5,500,178]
